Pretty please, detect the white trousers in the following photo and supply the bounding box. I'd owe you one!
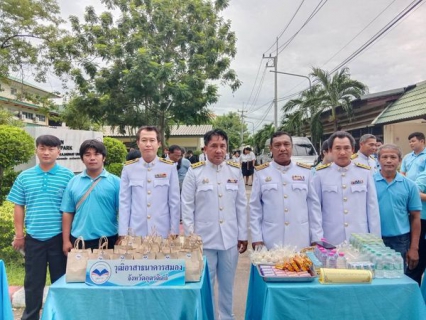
[204,247,239,320]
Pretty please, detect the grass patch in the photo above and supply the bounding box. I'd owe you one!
[4,259,52,286]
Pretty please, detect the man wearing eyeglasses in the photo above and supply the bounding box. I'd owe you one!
[8,135,74,320]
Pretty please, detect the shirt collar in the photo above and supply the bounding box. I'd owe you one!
[272,160,293,172]
[141,156,158,167]
[206,158,225,170]
[374,171,404,182]
[413,148,426,156]
[331,162,351,171]
[82,168,108,179]
[35,163,59,175]
[357,151,369,160]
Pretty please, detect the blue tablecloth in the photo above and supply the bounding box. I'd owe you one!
[0,260,13,320]
[246,264,426,320]
[41,259,213,320]
[421,279,426,303]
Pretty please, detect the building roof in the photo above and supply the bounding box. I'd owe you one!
[170,124,212,136]
[6,76,60,97]
[372,82,426,125]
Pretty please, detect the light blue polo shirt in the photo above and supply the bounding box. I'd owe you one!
[7,164,74,241]
[374,171,422,236]
[415,171,426,220]
[61,169,120,240]
[401,148,426,181]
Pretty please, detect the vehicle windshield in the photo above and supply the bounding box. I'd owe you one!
[293,143,316,156]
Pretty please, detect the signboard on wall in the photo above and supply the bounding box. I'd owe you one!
[15,126,103,173]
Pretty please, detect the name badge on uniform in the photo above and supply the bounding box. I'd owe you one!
[155,173,167,179]
[351,180,363,185]
[292,175,305,181]
[202,178,209,184]
[227,179,238,183]
[265,176,272,182]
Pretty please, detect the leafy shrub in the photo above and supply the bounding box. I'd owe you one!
[0,201,23,263]
[1,169,20,203]
[105,163,124,177]
[104,137,127,165]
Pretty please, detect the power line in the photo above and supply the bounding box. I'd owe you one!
[245,66,268,114]
[330,0,424,73]
[244,57,264,108]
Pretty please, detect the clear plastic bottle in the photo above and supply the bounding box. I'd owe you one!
[375,253,384,278]
[383,253,394,278]
[393,253,404,278]
[326,252,337,268]
[336,252,347,269]
[320,249,328,267]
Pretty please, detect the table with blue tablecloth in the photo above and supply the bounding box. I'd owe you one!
[0,260,13,320]
[41,259,213,320]
[246,264,426,320]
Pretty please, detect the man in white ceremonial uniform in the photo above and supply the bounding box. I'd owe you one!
[312,131,381,245]
[351,134,378,172]
[182,129,248,320]
[119,126,180,239]
[250,131,321,250]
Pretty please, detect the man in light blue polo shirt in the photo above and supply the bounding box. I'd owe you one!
[61,139,120,252]
[8,135,74,320]
[374,144,421,274]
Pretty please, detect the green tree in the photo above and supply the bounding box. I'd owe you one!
[0,108,24,127]
[212,112,248,152]
[103,137,127,165]
[60,94,100,130]
[0,125,34,203]
[62,0,240,149]
[252,123,274,153]
[310,67,367,131]
[0,0,65,82]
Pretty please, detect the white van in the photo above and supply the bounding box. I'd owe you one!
[256,136,318,166]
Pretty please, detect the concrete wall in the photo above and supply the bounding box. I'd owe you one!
[15,127,103,173]
[383,120,426,155]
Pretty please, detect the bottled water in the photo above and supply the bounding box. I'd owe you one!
[320,249,328,267]
[326,252,337,268]
[375,253,384,278]
[383,253,394,278]
[393,253,404,278]
[336,252,347,269]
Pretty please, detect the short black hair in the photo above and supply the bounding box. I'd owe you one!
[328,131,355,150]
[270,131,293,145]
[376,137,383,144]
[136,126,160,141]
[79,139,107,160]
[169,145,182,153]
[204,129,228,146]
[408,132,425,142]
[36,135,61,147]
[321,140,329,154]
[126,149,141,161]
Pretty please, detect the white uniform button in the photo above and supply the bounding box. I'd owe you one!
[148,168,152,171]
[343,197,347,202]
[341,173,346,177]
[284,208,289,212]
[285,222,290,226]
[147,215,151,219]
[219,220,224,224]
[148,179,152,183]
[342,184,347,189]
[344,209,348,214]
[218,194,223,198]
[344,222,348,227]
[283,183,287,186]
[219,207,223,211]
[147,203,151,207]
[284,194,288,199]
[147,190,151,195]
[218,182,221,185]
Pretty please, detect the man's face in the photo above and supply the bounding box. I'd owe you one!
[322,150,333,164]
[36,144,60,167]
[331,137,353,167]
[137,130,159,162]
[169,148,182,163]
[379,149,401,175]
[359,138,377,157]
[205,135,227,165]
[270,134,292,165]
[409,136,425,153]
[82,147,104,172]
[375,141,383,149]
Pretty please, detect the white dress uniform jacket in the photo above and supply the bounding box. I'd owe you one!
[250,161,321,250]
[352,152,377,172]
[312,162,381,245]
[181,160,248,250]
[119,156,180,237]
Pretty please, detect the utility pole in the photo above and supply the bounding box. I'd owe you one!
[262,37,278,129]
[237,108,246,148]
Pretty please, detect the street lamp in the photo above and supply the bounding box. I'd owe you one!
[270,70,312,91]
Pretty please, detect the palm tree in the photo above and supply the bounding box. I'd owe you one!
[310,67,368,131]
[253,123,275,153]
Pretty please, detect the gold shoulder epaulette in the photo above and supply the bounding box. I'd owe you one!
[296,162,312,169]
[190,161,205,169]
[355,162,371,170]
[226,161,241,169]
[351,153,358,160]
[159,158,174,165]
[316,163,331,171]
[255,162,270,171]
[125,158,139,166]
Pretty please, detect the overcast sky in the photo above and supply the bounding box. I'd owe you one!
[53,0,426,132]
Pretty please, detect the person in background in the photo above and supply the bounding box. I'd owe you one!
[186,150,198,164]
[313,140,333,175]
[351,134,377,172]
[199,147,206,161]
[250,131,321,250]
[169,144,191,190]
[162,147,170,160]
[374,144,421,274]
[126,148,141,161]
[8,135,74,320]
[181,129,247,320]
[61,139,120,253]
[119,126,180,239]
[232,150,241,164]
[401,132,426,285]
[312,131,381,245]
[241,147,255,186]
[373,138,383,170]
